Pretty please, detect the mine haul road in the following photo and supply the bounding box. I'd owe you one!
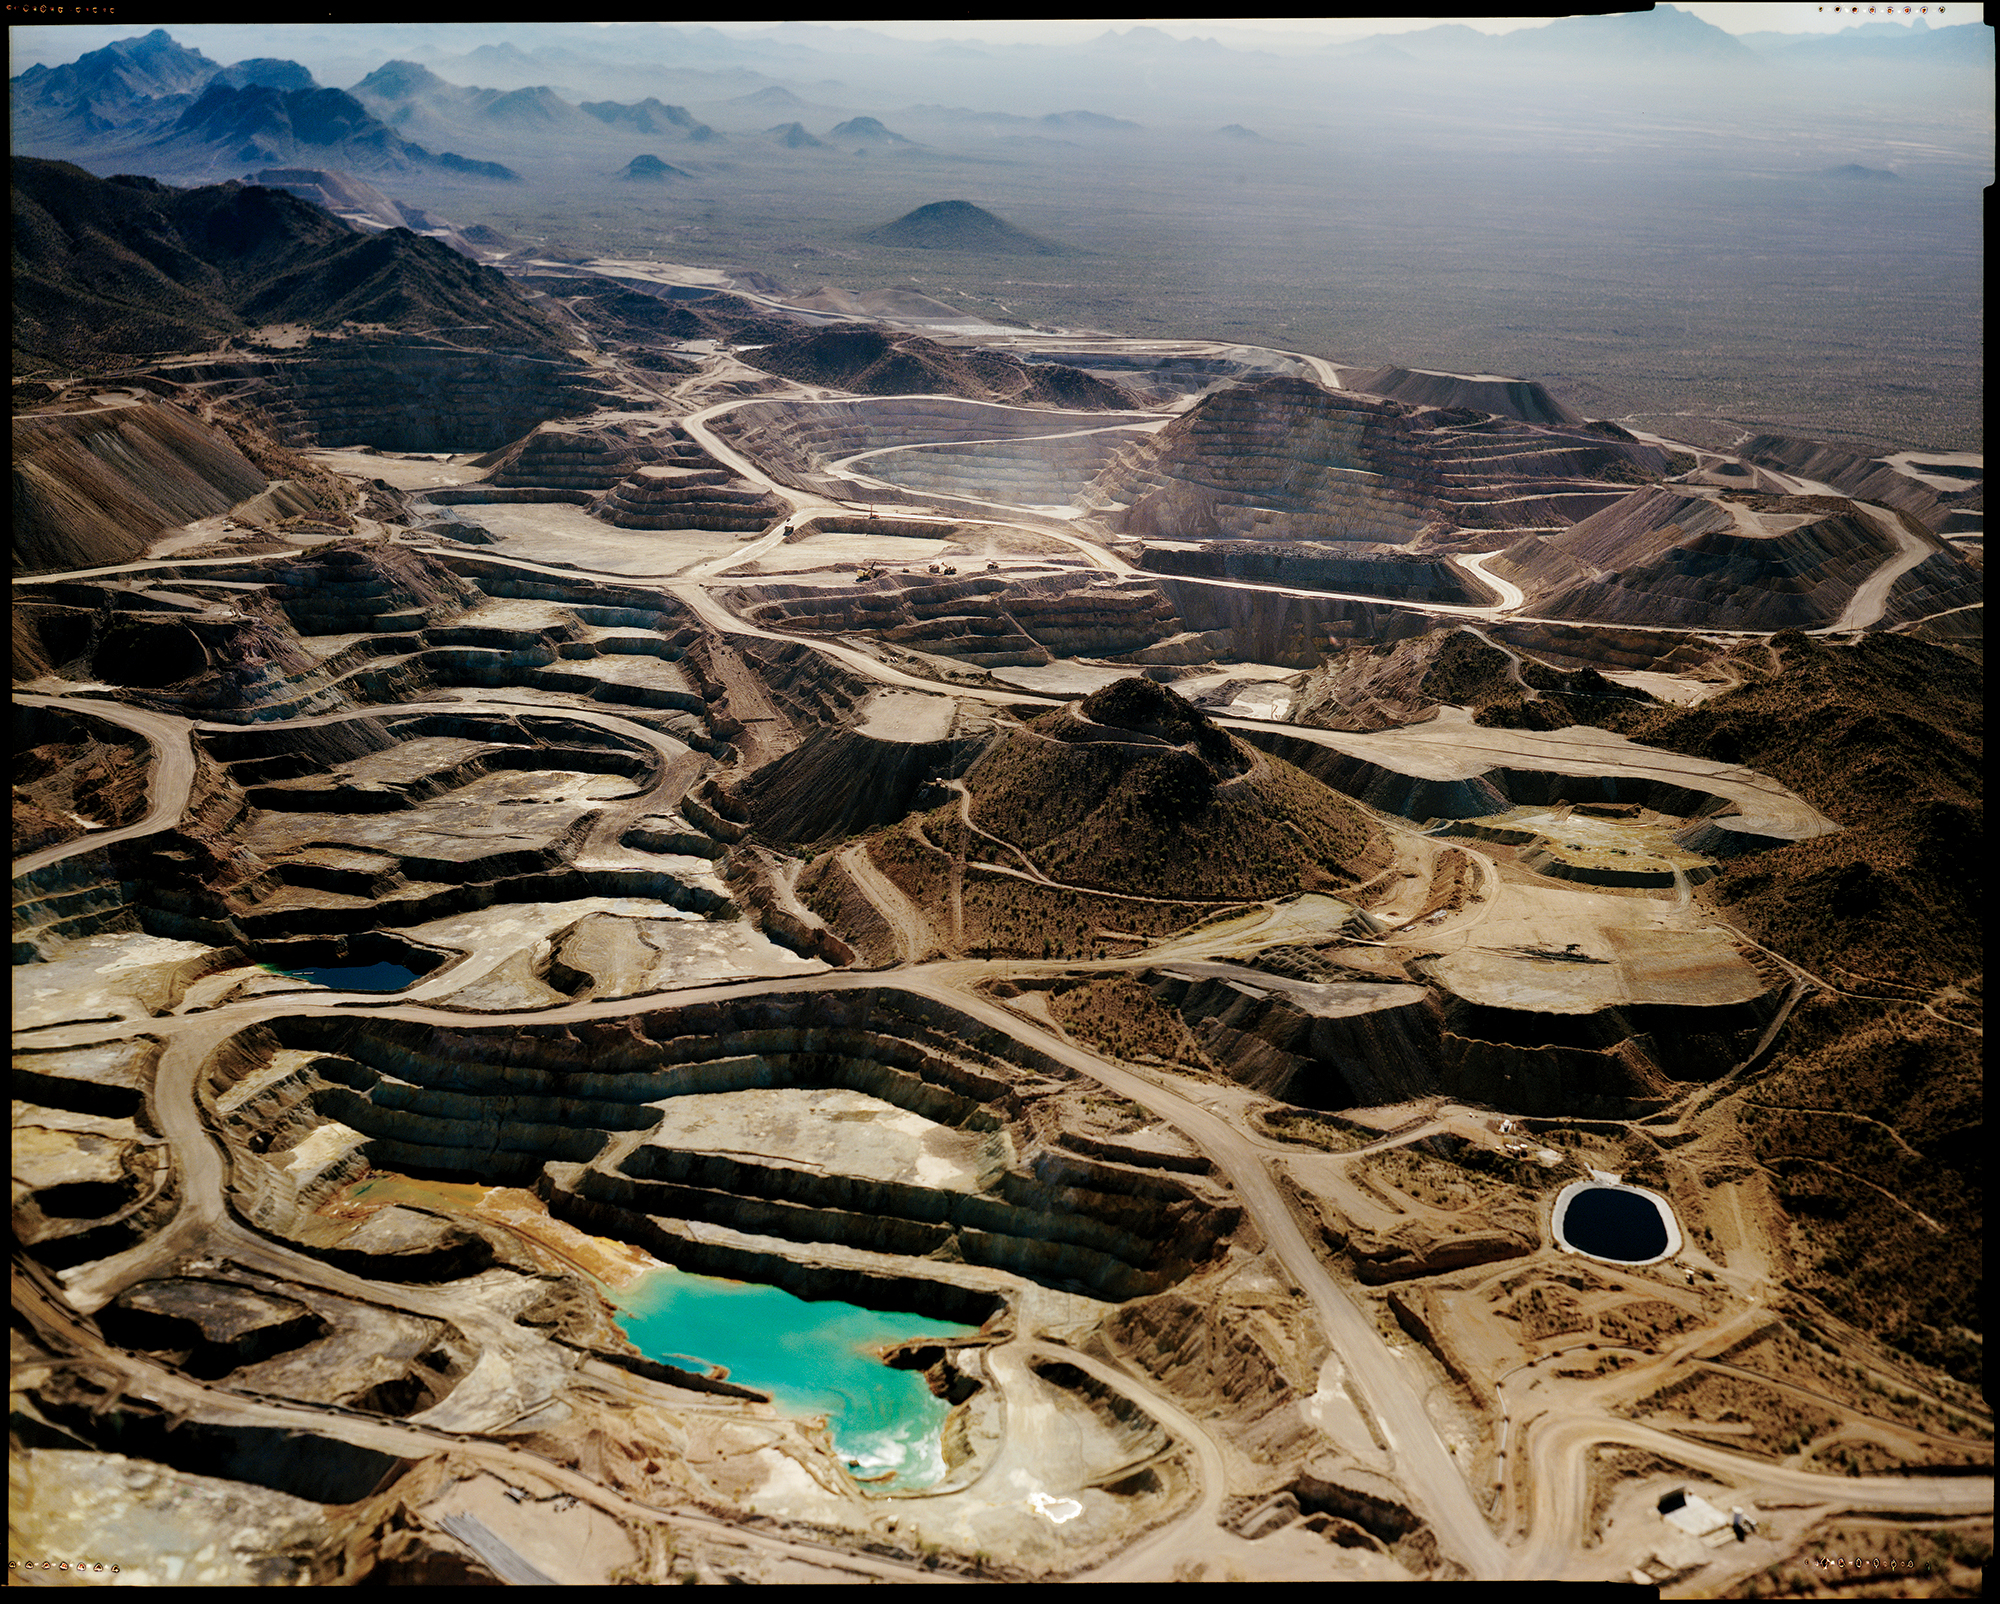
[11,1270,958,1586]
[13,542,1843,1582]
[79,958,1520,1575]
[11,695,198,877]
[16,321,1976,1580]
[38,959,1991,1584]
[1822,501,1938,633]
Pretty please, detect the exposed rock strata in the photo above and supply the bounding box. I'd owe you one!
[141,338,627,455]
[1347,365,1585,426]
[13,401,268,573]
[203,990,1239,1311]
[709,396,1136,501]
[1491,486,1938,631]
[1083,376,1667,549]
[1149,955,1777,1118]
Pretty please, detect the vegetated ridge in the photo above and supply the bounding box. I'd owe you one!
[1616,631,1979,994]
[11,157,572,371]
[964,677,1386,901]
[1592,632,1980,1382]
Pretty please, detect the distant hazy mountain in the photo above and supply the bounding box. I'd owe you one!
[162,81,438,173]
[1749,22,1991,65]
[349,58,456,103]
[728,85,808,112]
[766,122,829,149]
[859,199,1071,255]
[1491,6,1761,65]
[1328,7,1762,71]
[477,85,588,129]
[211,58,317,93]
[432,152,521,181]
[581,98,716,140]
[1038,109,1141,132]
[12,28,219,117]
[617,153,693,182]
[829,116,918,148]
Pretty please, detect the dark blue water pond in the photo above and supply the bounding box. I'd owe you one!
[262,962,422,992]
[1561,1185,1670,1262]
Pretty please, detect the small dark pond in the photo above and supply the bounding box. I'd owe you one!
[262,962,422,993]
[1560,1184,1669,1262]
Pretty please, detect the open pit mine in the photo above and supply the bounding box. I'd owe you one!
[12,161,1988,1588]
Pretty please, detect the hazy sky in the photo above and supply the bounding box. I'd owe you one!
[722,7,1986,43]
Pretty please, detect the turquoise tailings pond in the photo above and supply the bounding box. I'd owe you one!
[607,1268,975,1490]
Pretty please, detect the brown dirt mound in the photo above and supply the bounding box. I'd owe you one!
[12,400,268,573]
[965,679,1384,901]
[1295,627,1657,732]
[738,323,1127,409]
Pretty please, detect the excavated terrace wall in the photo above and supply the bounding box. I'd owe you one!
[13,401,269,574]
[156,341,626,454]
[1151,963,1776,1117]
[1139,543,1479,604]
[1238,728,1741,823]
[1152,579,1434,667]
[230,990,1237,1305]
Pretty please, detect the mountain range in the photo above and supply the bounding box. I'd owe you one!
[11,155,571,370]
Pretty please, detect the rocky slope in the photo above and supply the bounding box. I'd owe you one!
[13,399,269,572]
[963,678,1386,903]
[1083,375,1670,548]
[1292,626,1658,732]
[1489,485,1962,630]
[738,324,1127,410]
[12,157,572,374]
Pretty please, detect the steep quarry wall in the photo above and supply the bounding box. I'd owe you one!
[1738,432,1979,532]
[210,989,1239,1310]
[1089,377,1436,546]
[152,339,626,454]
[710,396,1132,499]
[1346,365,1586,426]
[1084,376,1668,548]
[849,430,1143,509]
[1150,965,1442,1107]
[1148,958,1771,1118]
[1493,488,1903,630]
[1139,542,1479,604]
[1151,579,1434,667]
[597,464,786,531]
[724,573,1182,670]
[13,401,268,573]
